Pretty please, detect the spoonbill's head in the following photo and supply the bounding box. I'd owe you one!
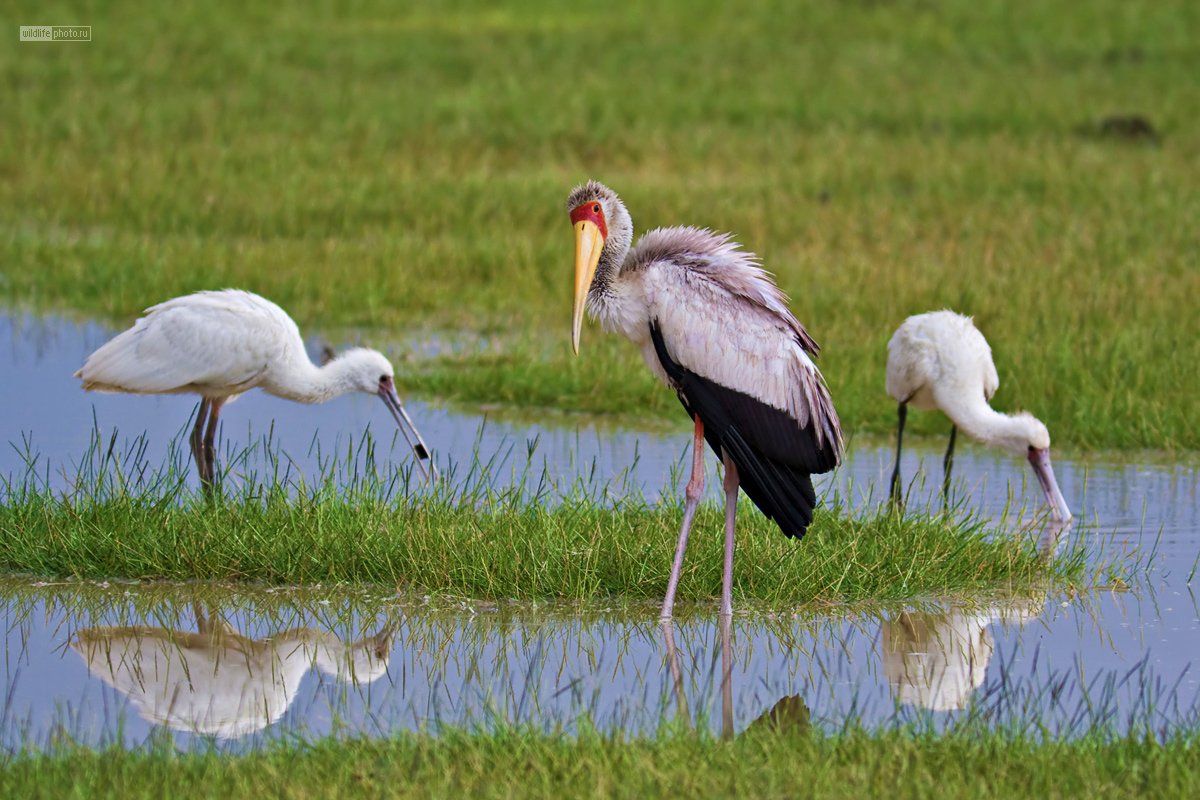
[566,180,631,354]
[315,629,394,685]
[334,348,436,480]
[336,347,397,395]
[1005,413,1071,523]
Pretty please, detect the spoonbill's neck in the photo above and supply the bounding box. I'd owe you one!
[938,392,1033,453]
[276,628,390,683]
[264,357,360,404]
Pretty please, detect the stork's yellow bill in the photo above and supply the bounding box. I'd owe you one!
[569,200,608,355]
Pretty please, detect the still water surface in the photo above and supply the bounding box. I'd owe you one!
[2,313,1198,750]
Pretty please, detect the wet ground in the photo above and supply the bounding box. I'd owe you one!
[2,313,1199,750]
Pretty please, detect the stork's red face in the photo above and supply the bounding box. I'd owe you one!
[570,201,608,238]
[570,200,608,355]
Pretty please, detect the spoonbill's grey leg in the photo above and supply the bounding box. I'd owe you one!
[889,401,907,507]
[942,424,958,505]
[201,398,225,494]
[720,452,739,618]
[190,399,211,487]
[661,416,705,620]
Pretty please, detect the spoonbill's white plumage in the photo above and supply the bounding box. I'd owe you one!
[75,290,435,490]
[885,310,1070,522]
[567,180,843,619]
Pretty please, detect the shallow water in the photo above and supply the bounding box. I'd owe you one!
[0,581,1197,751]
[4,313,1197,530]
[2,313,1199,750]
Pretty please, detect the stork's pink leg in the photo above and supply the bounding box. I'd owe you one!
[661,416,705,620]
[720,453,739,618]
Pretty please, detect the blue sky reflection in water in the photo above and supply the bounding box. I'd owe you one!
[1,313,1199,751]
[0,582,1198,752]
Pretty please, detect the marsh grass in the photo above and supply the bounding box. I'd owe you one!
[2,0,1198,448]
[4,728,1200,799]
[0,428,1095,603]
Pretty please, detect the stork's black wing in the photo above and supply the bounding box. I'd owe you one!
[650,321,837,538]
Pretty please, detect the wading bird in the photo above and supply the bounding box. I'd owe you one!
[885,310,1070,522]
[75,290,436,491]
[567,181,843,618]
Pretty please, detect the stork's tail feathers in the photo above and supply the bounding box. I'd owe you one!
[715,423,818,537]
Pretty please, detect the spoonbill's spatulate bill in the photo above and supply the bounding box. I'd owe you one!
[567,180,844,619]
[75,290,436,490]
[885,309,1071,522]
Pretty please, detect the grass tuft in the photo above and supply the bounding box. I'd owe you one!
[0,433,1092,603]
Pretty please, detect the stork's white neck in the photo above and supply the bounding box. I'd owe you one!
[586,199,644,341]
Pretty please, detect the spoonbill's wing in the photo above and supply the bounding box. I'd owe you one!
[76,290,300,396]
[886,310,1000,404]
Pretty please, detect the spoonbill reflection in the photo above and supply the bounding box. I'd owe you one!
[882,599,1043,711]
[71,604,394,738]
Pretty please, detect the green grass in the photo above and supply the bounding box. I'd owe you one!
[5,729,1199,799]
[0,496,1077,603]
[1,1,1197,449]
[0,438,1093,603]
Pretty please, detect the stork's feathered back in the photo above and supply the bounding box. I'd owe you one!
[629,226,843,459]
[630,226,821,355]
[569,180,843,538]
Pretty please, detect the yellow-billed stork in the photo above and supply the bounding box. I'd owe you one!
[567,180,843,618]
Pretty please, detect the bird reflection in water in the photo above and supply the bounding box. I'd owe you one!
[70,603,395,738]
[882,596,1044,711]
[661,617,736,738]
[662,615,807,740]
[660,585,1055,733]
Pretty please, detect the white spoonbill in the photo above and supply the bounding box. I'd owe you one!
[885,310,1070,522]
[567,180,843,619]
[75,290,436,490]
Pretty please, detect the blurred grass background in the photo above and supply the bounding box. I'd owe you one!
[1,0,1197,448]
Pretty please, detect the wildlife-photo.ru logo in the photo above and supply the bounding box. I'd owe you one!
[19,25,91,42]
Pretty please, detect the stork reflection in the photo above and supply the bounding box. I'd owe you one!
[660,615,735,738]
[70,603,395,738]
[661,615,816,738]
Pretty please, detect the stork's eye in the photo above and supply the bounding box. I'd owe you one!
[379,375,389,384]
[592,203,601,214]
